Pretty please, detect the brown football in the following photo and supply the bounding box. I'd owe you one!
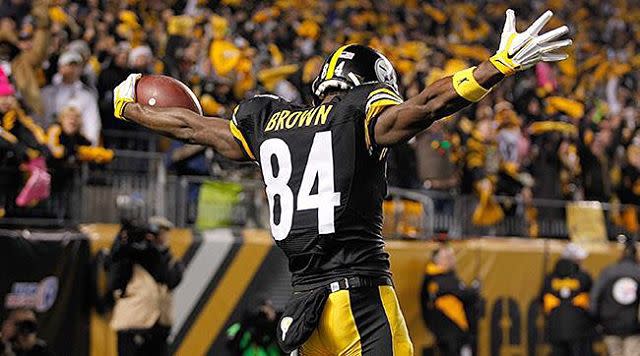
[135,75,202,114]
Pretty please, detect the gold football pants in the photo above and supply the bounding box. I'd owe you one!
[299,285,414,355]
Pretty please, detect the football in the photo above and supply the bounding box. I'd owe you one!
[135,74,203,114]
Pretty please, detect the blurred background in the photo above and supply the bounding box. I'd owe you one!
[1,0,640,355]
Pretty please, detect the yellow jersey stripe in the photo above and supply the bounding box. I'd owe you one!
[364,99,402,150]
[368,88,402,102]
[365,98,402,124]
[229,120,256,160]
[326,44,352,80]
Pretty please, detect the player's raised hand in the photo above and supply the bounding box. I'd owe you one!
[490,9,572,76]
[113,73,141,120]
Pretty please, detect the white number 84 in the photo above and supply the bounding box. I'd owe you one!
[260,131,341,241]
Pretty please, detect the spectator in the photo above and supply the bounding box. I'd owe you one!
[0,69,50,209]
[128,46,153,75]
[46,105,113,165]
[40,51,101,146]
[65,40,97,90]
[225,298,283,356]
[421,245,480,356]
[108,216,183,356]
[540,243,595,356]
[45,105,111,218]
[97,42,131,131]
[0,0,50,116]
[1,308,53,356]
[3,0,640,233]
[577,113,623,202]
[590,236,640,356]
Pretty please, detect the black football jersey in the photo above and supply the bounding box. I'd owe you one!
[230,83,403,288]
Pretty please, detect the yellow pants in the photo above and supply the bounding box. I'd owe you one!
[300,285,414,355]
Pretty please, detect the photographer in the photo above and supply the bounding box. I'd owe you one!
[107,216,184,356]
[225,298,283,356]
[0,308,53,356]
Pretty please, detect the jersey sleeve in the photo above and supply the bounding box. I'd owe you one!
[229,95,279,161]
[352,83,404,152]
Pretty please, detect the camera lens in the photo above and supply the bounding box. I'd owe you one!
[15,320,37,334]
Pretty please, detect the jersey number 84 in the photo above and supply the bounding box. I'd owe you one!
[260,131,341,240]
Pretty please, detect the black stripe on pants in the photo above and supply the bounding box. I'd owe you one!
[350,286,394,355]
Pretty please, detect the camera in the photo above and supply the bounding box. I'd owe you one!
[116,193,152,244]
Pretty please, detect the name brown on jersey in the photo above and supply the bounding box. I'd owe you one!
[264,104,334,132]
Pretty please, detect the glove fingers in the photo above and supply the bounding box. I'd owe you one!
[129,73,142,81]
[540,39,572,53]
[503,9,516,34]
[526,10,553,36]
[537,26,569,43]
[520,55,542,68]
[541,52,569,62]
[511,37,533,57]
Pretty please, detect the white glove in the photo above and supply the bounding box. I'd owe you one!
[490,9,571,76]
[113,73,141,120]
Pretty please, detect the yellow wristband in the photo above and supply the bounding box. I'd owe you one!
[452,67,490,102]
[489,52,518,76]
[489,34,519,76]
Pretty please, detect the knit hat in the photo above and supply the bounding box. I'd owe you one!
[0,67,15,97]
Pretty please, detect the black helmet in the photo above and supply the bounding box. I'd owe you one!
[311,44,399,101]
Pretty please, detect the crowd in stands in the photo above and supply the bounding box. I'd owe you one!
[1,0,640,232]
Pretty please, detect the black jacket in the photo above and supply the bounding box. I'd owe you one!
[420,263,479,341]
[96,63,133,131]
[540,258,595,342]
[590,257,640,336]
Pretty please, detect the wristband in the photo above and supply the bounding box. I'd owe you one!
[489,51,518,76]
[452,67,490,102]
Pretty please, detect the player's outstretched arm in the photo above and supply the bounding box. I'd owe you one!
[113,75,247,161]
[374,9,572,146]
[123,104,246,160]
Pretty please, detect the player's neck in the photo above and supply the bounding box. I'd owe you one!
[322,93,339,104]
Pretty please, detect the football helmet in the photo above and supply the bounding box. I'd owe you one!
[311,44,399,101]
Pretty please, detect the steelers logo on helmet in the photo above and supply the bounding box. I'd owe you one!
[374,56,398,91]
[312,44,400,102]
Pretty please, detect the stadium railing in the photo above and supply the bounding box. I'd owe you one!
[102,129,161,152]
[0,149,166,227]
[0,166,83,227]
[79,149,167,223]
[401,189,635,240]
[167,175,268,228]
[1,151,637,240]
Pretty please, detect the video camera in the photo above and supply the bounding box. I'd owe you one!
[14,319,37,336]
[116,193,152,244]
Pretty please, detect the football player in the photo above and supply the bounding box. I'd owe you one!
[114,9,571,355]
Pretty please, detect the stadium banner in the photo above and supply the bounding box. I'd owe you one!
[0,229,91,356]
[83,225,621,356]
